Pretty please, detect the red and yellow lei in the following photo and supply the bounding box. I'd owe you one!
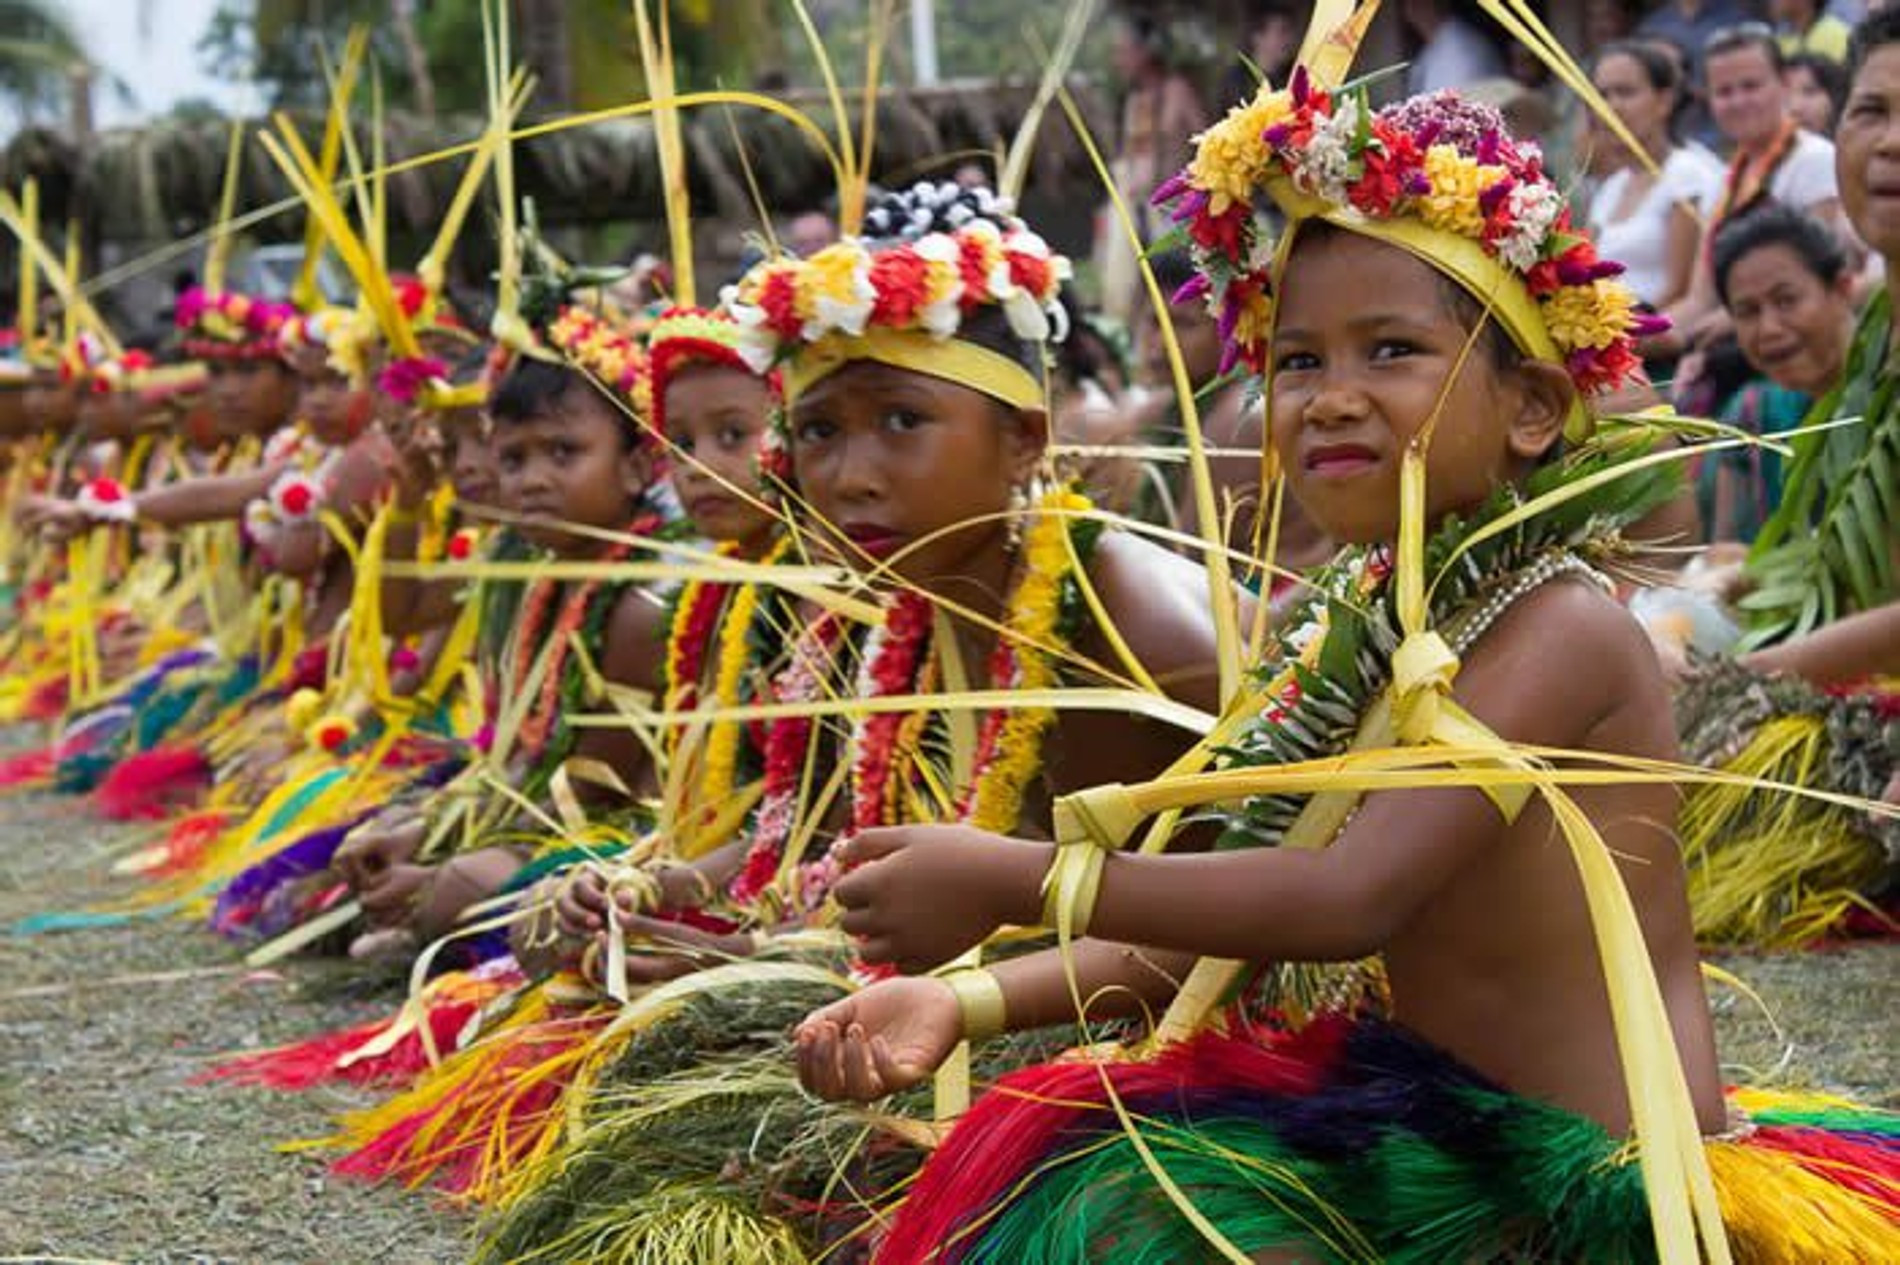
[728,488,1091,912]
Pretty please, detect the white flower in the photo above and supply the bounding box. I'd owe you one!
[1296,96,1361,206]
[1497,180,1564,272]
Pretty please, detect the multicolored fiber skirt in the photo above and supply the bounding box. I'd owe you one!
[880,1015,1900,1263]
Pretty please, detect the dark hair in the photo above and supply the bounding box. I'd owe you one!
[1784,52,1849,130]
[1711,204,1850,305]
[1848,5,1900,88]
[1703,23,1783,77]
[490,356,635,446]
[1594,39,1687,141]
[1150,248,1200,299]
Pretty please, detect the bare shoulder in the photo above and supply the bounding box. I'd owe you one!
[1082,531,1250,712]
[1455,575,1665,750]
[599,582,670,693]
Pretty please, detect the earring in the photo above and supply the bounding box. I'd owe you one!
[1007,482,1030,552]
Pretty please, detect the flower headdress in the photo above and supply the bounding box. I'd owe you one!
[1157,79,1663,436]
[641,306,780,433]
[721,181,1072,414]
[540,301,659,448]
[175,287,299,362]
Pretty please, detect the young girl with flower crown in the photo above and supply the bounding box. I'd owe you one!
[469,181,1242,1265]
[795,64,1900,1265]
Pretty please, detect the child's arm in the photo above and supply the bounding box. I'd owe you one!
[1742,599,1900,685]
[833,579,1638,973]
[128,465,282,528]
[796,939,1195,1102]
[379,415,463,636]
[574,585,669,801]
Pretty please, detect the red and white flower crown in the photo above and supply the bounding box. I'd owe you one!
[1156,78,1664,407]
[720,183,1072,406]
[640,306,778,434]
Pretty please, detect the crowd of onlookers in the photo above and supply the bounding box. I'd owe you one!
[1039,2,1888,570]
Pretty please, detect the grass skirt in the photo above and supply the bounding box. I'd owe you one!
[881,1014,1900,1263]
[1675,661,1898,947]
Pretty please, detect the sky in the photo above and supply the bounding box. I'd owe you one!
[51,0,261,128]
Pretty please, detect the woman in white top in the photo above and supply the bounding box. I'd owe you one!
[1663,24,1852,363]
[1588,40,1726,314]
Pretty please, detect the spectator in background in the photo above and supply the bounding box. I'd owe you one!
[1784,50,1850,126]
[1637,0,1761,145]
[1586,0,1646,46]
[1587,42,1726,319]
[1702,204,1857,543]
[1099,13,1207,323]
[1773,0,1855,59]
[1221,0,1301,104]
[1662,24,1845,388]
[784,210,836,259]
[1400,0,1505,95]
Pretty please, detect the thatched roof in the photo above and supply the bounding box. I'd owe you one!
[1,79,1114,244]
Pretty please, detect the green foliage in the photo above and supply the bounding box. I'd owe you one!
[0,0,88,116]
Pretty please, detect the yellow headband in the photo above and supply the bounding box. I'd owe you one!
[780,326,1047,412]
[1271,179,1587,436]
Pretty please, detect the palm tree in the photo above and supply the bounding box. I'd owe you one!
[0,0,88,126]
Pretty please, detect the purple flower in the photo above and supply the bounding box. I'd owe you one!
[1171,273,1212,307]
[1217,291,1243,341]
[174,288,210,329]
[1478,177,1515,218]
[1151,172,1189,206]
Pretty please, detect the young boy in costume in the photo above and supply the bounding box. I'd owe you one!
[795,69,1900,1263]
[342,335,676,946]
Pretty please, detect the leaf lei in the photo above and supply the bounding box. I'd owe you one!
[1220,442,1678,847]
[1740,289,1900,648]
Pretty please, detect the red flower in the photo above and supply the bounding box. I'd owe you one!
[392,275,428,317]
[1006,250,1053,299]
[86,478,125,504]
[315,722,351,753]
[1347,126,1423,218]
[758,270,802,339]
[956,237,993,311]
[278,482,315,518]
[868,248,930,327]
[1188,203,1250,259]
[447,529,477,562]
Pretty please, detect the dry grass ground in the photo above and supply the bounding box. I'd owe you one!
[0,726,1891,1262]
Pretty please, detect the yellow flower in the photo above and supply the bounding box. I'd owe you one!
[967,487,1090,833]
[1419,145,1501,239]
[1232,287,1275,358]
[800,242,875,334]
[1189,90,1293,215]
[1541,279,1631,351]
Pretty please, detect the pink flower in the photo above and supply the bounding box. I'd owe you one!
[375,355,448,404]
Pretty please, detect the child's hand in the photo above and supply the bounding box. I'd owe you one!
[555,866,611,939]
[358,861,434,927]
[592,913,753,987]
[795,977,961,1102]
[389,410,445,505]
[833,826,1046,973]
[334,814,425,894]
